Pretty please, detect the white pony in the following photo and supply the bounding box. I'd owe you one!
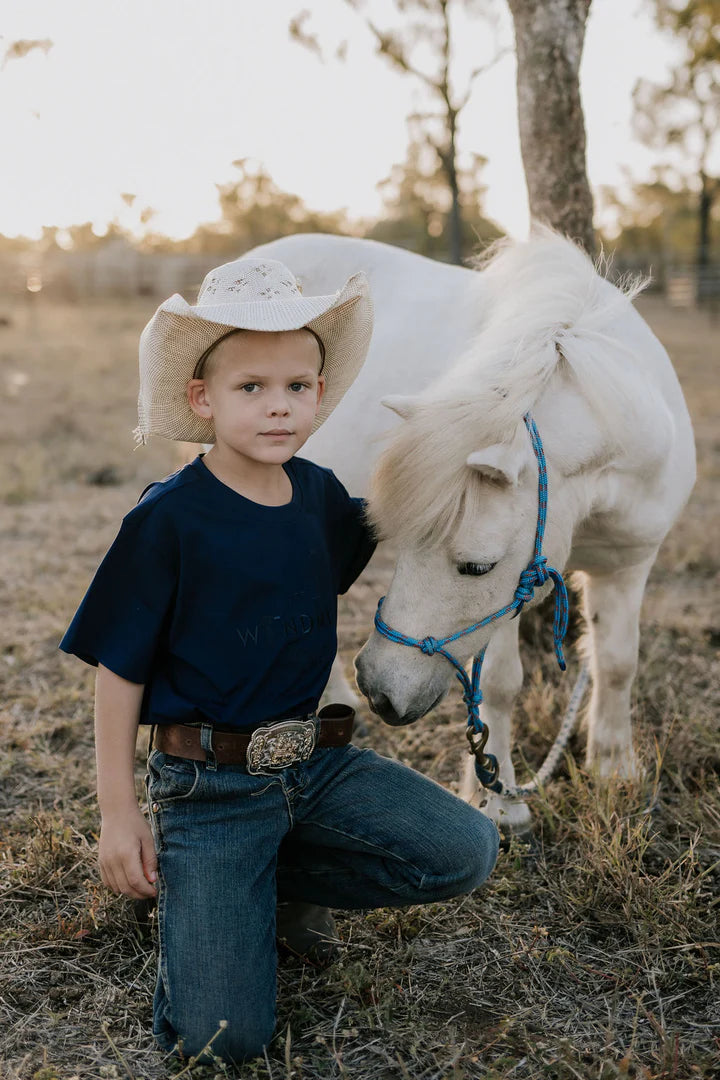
[244,228,696,831]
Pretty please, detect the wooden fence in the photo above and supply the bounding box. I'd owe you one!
[1,246,718,313]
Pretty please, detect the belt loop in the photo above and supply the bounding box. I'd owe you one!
[200,723,217,771]
[148,724,157,759]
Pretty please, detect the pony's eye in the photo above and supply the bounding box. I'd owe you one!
[457,561,496,577]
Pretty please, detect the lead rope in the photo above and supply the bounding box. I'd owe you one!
[505,663,590,799]
[374,412,589,798]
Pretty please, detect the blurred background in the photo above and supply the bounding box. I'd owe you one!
[0,0,717,305]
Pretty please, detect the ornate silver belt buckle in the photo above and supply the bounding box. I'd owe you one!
[246,717,317,775]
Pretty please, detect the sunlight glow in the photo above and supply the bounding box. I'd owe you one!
[0,0,689,243]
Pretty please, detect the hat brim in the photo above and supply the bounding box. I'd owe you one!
[134,272,373,444]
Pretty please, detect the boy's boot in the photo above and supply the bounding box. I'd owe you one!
[276,902,340,968]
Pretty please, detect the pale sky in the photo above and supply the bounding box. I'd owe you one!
[0,0,686,243]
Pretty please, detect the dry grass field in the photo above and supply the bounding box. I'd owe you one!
[0,292,718,1080]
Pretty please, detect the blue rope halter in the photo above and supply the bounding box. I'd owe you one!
[374,413,569,793]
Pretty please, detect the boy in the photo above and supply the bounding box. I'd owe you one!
[59,257,499,1067]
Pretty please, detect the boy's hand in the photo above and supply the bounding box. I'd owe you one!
[99,809,158,899]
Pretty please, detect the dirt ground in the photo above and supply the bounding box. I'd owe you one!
[0,292,718,1079]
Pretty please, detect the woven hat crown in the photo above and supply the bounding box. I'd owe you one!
[197,258,303,306]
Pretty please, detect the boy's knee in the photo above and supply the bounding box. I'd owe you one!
[463,813,501,890]
[422,811,500,899]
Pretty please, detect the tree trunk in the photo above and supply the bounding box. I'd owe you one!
[696,170,712,306]
[508,0,595,255]
[446,116,462,265]
[697,170,711,269]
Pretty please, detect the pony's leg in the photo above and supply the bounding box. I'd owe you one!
[320,655,367,736]
[459,617,530,833]
[580,556,655,778]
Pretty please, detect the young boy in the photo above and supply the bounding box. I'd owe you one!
[59,257,499,1067]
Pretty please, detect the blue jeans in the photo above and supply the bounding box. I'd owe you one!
[145,740,499,1067]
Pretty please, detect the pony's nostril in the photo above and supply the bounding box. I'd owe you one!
[368,693,420,727]
[367,691,391,716]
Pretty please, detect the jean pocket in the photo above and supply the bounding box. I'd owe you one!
[146,749,201,804]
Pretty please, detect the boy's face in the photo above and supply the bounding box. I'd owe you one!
[186,329,325,466]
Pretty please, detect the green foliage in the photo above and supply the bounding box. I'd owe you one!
[598,174,717,260]
[653,0,720,68]
[0,151,502,263]
[633,0,720,262]
[290,0,507,263]
[2,38,53,64]
[173,159,353,256]
[367,132,503,261]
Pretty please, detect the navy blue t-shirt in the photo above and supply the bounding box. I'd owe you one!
[59,454,376,730]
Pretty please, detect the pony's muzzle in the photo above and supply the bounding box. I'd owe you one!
[354,642,448,726]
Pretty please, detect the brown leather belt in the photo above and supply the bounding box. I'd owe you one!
[152,703,355,769]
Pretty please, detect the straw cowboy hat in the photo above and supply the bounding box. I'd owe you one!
[133,256,373,445]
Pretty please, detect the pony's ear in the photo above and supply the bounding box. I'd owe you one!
[381,395,418,420]
[466,444,523,486]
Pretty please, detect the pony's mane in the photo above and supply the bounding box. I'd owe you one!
[369,225,651,547]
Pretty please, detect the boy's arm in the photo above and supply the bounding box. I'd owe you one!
[94,663,158,900]
[337,497,377,594]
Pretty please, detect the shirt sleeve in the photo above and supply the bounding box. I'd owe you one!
[58,502,178,684]
[324,471,378,594]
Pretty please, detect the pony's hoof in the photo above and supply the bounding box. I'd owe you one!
[586,746,641,781]
[481,793,532,835]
